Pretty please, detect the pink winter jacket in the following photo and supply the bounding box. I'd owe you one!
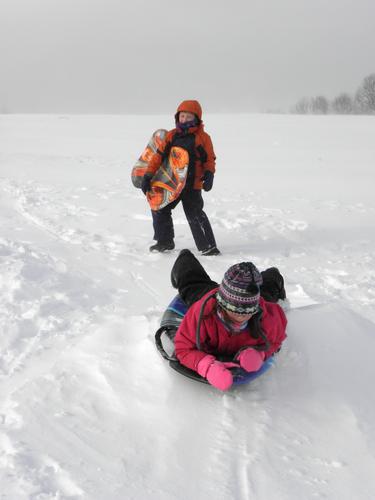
[174,289,287,373]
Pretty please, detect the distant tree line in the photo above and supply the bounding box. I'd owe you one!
[291,73,375,115]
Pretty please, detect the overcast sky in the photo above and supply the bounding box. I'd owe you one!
[1,0,374,113]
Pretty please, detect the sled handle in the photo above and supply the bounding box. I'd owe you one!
[155,327,177,362]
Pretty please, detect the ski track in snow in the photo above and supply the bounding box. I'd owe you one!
[1,115,375,499]
[2,171,374,323]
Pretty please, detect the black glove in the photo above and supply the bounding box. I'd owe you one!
[141,174,152,195]
[202,170,214,192]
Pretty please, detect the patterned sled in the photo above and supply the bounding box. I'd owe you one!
[131,129,167,188]
[131,130,189,211]
[146,146,189,211]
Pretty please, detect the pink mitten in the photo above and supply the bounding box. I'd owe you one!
[197,355,238,391]
[236,348,265,372]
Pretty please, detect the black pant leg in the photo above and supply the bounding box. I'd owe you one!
[151,198,180,244]
[171,249,218,306]
[181,190,217,251]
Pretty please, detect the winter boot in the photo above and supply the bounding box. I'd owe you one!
[201,246,221,256]
[260,267,286,302]
[149,241,175,253]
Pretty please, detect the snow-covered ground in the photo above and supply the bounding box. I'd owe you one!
[1,113,375,499]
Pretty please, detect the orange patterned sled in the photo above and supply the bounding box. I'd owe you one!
[131,130,189,211]
[146,146,189,210]
[131,129,168,188]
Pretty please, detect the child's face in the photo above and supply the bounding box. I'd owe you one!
[179,111,196,123]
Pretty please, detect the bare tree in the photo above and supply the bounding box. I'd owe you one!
[293,97,311,114]
[355,73,375,114]
[311,95,329,114]
[331,93,353,114]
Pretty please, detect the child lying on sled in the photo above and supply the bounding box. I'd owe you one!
[171,250,288,391]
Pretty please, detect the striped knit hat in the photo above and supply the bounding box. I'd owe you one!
[216,262,263,315]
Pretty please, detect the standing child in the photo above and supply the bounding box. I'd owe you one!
[141,100,220,255]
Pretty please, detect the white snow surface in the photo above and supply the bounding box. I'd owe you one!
[1,114,375,500]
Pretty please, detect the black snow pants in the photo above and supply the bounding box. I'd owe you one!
[152,189,217,252]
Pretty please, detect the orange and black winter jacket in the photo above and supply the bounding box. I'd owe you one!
[146,124,216,190]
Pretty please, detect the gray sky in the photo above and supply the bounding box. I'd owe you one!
[1,0,374,113]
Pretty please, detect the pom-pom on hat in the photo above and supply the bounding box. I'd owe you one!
[216,262,263,315]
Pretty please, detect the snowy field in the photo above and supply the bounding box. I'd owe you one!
[1,113,375,499]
